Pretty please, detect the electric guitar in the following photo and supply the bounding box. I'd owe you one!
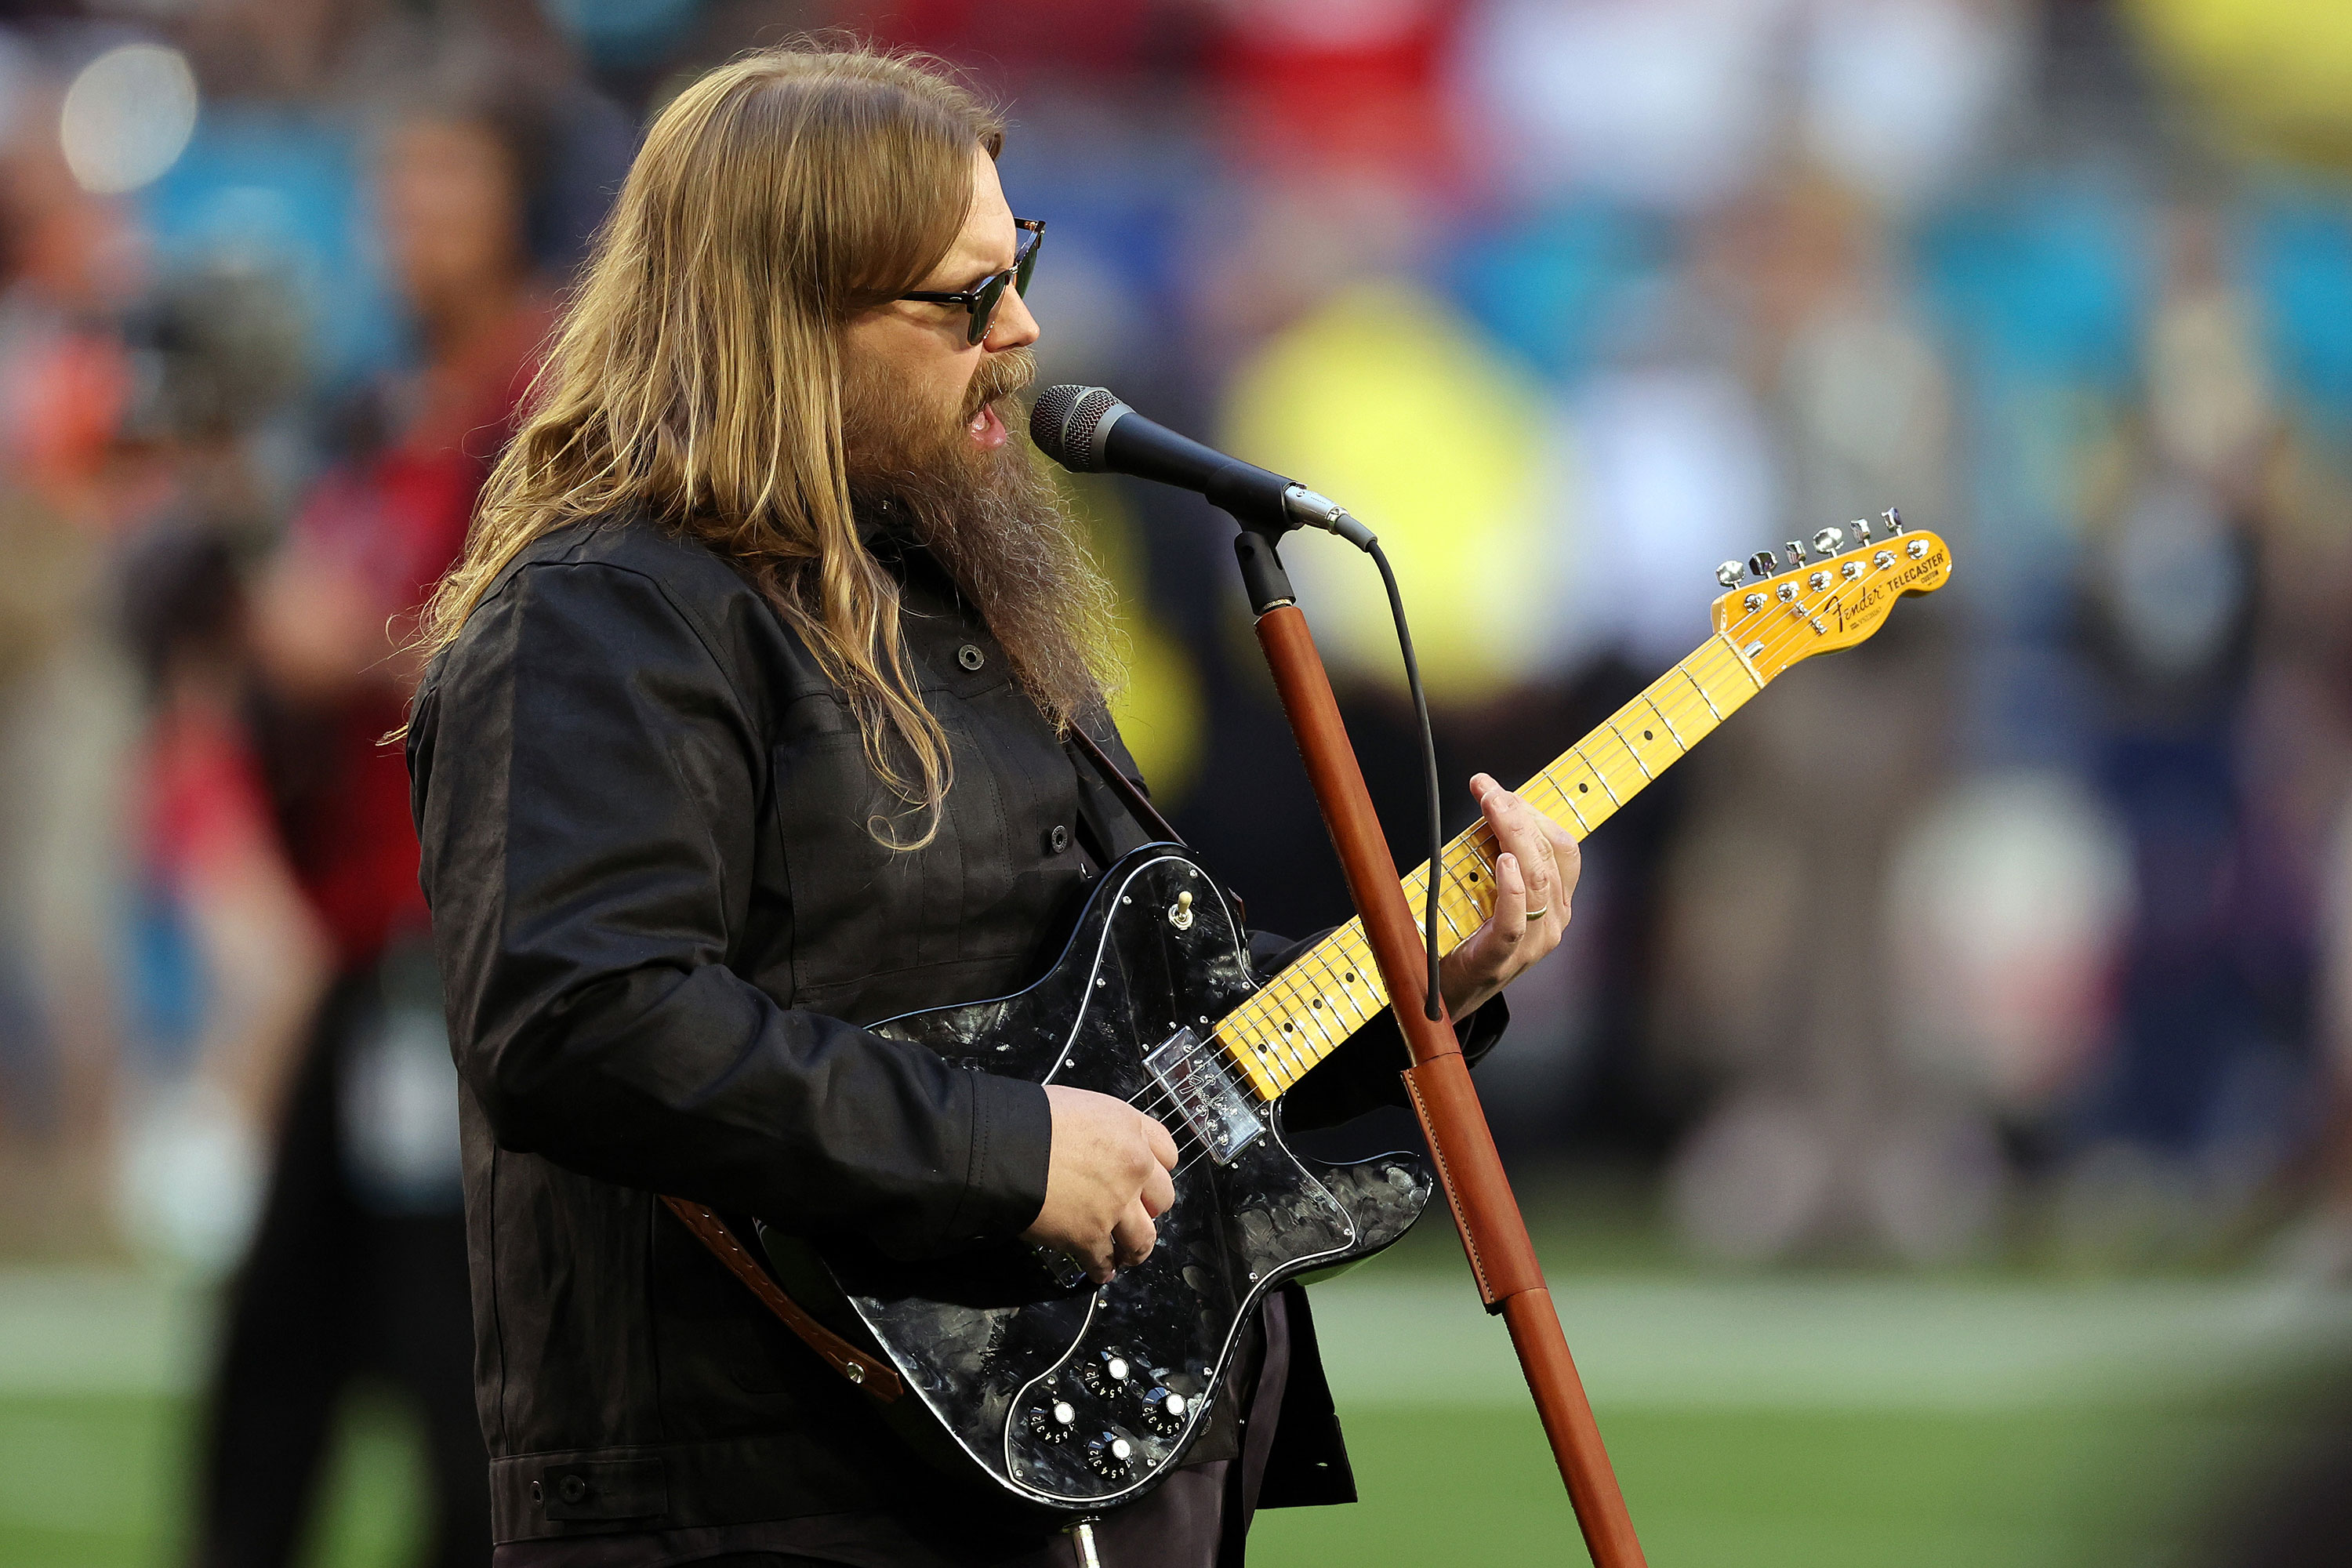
[732,514,1953,1512]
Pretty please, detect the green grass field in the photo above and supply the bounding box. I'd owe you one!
[0,1388,2308,1568]
[2,1239,2344,1567]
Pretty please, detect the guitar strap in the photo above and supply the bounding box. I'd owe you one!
[1068,719,1247,926]
[658,1196,904,1401]
[1066,720,1187,848]
[659,723,1172,1405]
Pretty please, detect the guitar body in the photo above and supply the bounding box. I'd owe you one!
[757,844,1432,1513]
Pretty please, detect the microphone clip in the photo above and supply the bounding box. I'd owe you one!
[1202,465,1376,551]
[1204,470,1376,615]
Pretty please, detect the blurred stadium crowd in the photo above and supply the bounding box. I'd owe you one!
[0,0,2344,1307]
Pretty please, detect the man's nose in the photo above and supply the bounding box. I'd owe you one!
[983,281,1040,353]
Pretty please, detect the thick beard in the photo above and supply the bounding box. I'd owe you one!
[841,348,1120,729]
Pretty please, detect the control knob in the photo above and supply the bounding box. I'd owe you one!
[1079,1349,1132,1398]
[1086,1432,1134,1482]
[1139,1387,1189,1436]
[1024,1399,1078,1446]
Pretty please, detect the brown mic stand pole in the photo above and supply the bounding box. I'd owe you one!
[1213,480,1646,1567]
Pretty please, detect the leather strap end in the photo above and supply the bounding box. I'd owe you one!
[659,1196,904,1402]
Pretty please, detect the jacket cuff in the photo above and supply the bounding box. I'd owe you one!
[950,1071,1054,1243]
[1457,991,1511,1068]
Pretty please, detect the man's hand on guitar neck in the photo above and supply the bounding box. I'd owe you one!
[1439,773,1582,1019]
[1025,1086,1180,1283]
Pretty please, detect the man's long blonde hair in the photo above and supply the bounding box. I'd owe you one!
[416,44,1004,842]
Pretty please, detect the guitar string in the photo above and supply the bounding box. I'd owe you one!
[1223,546,1915,1163]
[1246,673,1690,1085]
[1127,542,1918,1142]
[1344,541,1909,1011]
[1276,645,1720,1053]
[1182,648,1717,1102]
[1065,555,1921,1236]
[1384,547,1905,1052]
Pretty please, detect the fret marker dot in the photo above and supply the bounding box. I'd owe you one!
[1345,972,1356,982]
[1311,997,1323,1009]
[1468,871,1479,882]
[1643,730,1653,740]
[1579,783,1589,793]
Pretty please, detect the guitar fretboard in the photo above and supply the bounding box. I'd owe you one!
[1212,632,1766,1102]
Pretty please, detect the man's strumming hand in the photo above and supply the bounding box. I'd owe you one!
[1023,1085,1179,1283]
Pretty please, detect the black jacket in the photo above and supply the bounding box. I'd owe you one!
[406,513,1504,1544]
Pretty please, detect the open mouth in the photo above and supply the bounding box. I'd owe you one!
[967,400,1009,450]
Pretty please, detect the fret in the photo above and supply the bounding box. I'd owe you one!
[1267,1013,1316,1073]
[1225,1023,1283,1097]
[1612,708,1682,779]
[1536,768,1607,841]
[1679,662,1722,721]
[1295,952,1359,1033]
[1220,1022,1290,1099]
[1609,721,1652,779]
[1217,626,1777,1101]
[1289,964,1345,1048]
[1303,947,1374,1032]
[1250,993,1312,1080]
[1645,694,1686,750]
[1274,967,1338,1055]
[1572,744,1621,805]
[1290,998,1341,1059]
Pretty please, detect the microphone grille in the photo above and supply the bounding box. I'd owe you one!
[1029,384,1124,473]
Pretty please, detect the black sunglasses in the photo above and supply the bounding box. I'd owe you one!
[898,218,1045,345]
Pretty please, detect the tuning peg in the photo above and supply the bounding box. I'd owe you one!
[1748,550,1778,579]
[1882,506,1903,536]
[1716,561,1744,589]
[1784,539,1807,565]
[1812,526,1843,555]
[1853,516,1871,544]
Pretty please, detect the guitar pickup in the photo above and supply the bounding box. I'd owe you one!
[1143,1028,1264,1164]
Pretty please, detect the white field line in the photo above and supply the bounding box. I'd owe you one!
[1308,1275,2352,1412]
[1,1269,2347,1412]
[0,1269,209,1396]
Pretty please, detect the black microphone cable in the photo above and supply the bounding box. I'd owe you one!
[1310,514,1446,1024]
[1366,537,1446,1022]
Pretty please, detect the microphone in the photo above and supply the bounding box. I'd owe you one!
[1035,390,1441,1020]
[1029,385,1374,550]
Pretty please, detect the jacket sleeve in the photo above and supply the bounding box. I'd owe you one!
[1243,929,1510,1132]
[408,559,1051,1258]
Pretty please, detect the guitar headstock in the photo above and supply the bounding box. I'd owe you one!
[1709,509,1951,681]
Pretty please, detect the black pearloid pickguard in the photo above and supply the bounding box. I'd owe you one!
[757,846,1432,1514]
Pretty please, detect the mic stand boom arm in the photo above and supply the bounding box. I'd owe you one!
[1210,481,1647,1568]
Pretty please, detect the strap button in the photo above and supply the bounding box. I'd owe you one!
[1047,824,1071,854]
[957,644,985,671]
[557,1474,590,1504]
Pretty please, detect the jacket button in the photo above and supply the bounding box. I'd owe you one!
[557,1474,590,1504]
[1047,825,1071,854]
[957,644,985,671]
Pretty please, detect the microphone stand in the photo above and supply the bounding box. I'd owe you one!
[1208,469,1647,1568]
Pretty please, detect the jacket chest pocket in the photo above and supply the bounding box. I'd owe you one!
[768,717,1014,1000]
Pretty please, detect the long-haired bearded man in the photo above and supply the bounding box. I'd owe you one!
[407,43,1581,1568]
